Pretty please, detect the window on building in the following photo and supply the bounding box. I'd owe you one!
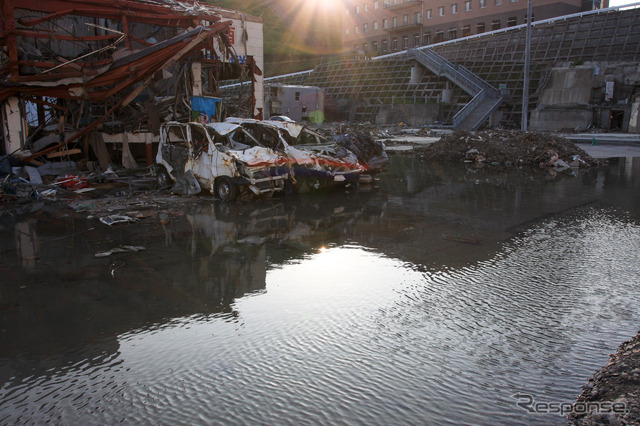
[426,9,432,19]
[374,0,379,9]
[511,0,518,2]
[363,42,369,52]
[415,12,422,24]
[439,6,445,16]
[356,6,360,14]
[392,37,399,51]
[480,0,486,7]
[465,0,472,11]
[381,39,388,53]
[413,34,420,46]
[449,27,457,39]
[295,92,300,101]
[355,25,359,34]
[403,14,408,25]
[393,17,398,27]
[507,16,517,26]
[525,14,534,23]
[373,21,379,30]
[364,23,368,32]
[346,9,349,15]
[495,0,502,4]
[402,36,409,49]
[345,28,350,35]
[423,32,431,45]
[491,19,500,30]
[435,30,444,42]
[364,4,369,12]
[452,3,458,14]
[383,19,389,29]
[372,41,378,52]
[476,22,485,33]
[462,25,471,36]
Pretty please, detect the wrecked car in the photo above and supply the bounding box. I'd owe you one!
[226,118,368,192]
[155,122,288,200]
[263,119,388,177]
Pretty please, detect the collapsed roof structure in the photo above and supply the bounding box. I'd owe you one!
[0,0,263,167]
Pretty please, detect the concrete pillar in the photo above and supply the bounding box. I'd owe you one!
[410,66,424,84]
[2,97,24,154]
[191,61,202,97]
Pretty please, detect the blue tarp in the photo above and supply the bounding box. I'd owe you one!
[191,96,222,123]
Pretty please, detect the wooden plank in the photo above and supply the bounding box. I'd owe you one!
[46,148,81,158]
[90,133,112,170]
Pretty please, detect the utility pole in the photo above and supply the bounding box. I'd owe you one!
[522,0,532,131]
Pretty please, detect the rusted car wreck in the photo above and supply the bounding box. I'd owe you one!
[226,118,388,193]
[156,121,288,199]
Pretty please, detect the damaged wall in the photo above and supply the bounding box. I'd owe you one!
[530,66,595,132]
[531,62,640,132]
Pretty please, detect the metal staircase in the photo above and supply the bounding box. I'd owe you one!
[407,48,503,130]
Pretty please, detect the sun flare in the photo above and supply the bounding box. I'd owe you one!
[279,0,342,55]
[306,0,340,12]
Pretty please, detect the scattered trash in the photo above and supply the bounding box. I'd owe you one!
[56,175,88,190]
[95,245,146,257]
[73,187,96,193]
[552,159,571,171]
[99,215,139,226]
[40,188,57,198]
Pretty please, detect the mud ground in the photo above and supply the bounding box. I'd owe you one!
[568,332,640,425]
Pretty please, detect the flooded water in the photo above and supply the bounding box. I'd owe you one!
[1,156,640,425]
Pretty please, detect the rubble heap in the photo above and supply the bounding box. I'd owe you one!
[569,332,640,425]
[417,130,599,168]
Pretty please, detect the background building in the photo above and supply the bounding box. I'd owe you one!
[341,0,609,56]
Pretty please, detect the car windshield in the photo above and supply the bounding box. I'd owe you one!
[207,126,264,150]
[293,128,331,146]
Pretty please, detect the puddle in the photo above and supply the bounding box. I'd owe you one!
[1,156,639,424]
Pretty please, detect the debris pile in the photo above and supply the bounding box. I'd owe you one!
[0,160,156,203]
[417,130,599,168]
[334,125,389,172]
[569,332,640,425]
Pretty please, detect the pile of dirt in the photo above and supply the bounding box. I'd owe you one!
[569,332,640,424]
[417,130,599,168]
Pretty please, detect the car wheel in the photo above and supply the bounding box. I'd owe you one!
[156,166,172,189]
[215,176,237,201]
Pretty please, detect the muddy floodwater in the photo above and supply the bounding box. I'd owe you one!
[1,156,640,425]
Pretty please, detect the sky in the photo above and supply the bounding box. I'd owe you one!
[609,0,639,5]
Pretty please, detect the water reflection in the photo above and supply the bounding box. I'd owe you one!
[1,156,639,424]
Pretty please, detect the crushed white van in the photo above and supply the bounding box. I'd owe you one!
[155,121,288,200]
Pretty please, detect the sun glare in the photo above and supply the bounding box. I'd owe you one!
[307,0,339,12]
[279,0,342,55]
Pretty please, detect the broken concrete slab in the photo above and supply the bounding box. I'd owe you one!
[25,166,42,184]
[37,161,79,176]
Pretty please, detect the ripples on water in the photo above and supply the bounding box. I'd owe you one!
[1,161,640,425]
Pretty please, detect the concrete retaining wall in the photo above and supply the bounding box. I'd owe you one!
[374,104,439,126]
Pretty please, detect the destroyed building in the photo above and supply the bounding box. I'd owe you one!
[0,0,265,170]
